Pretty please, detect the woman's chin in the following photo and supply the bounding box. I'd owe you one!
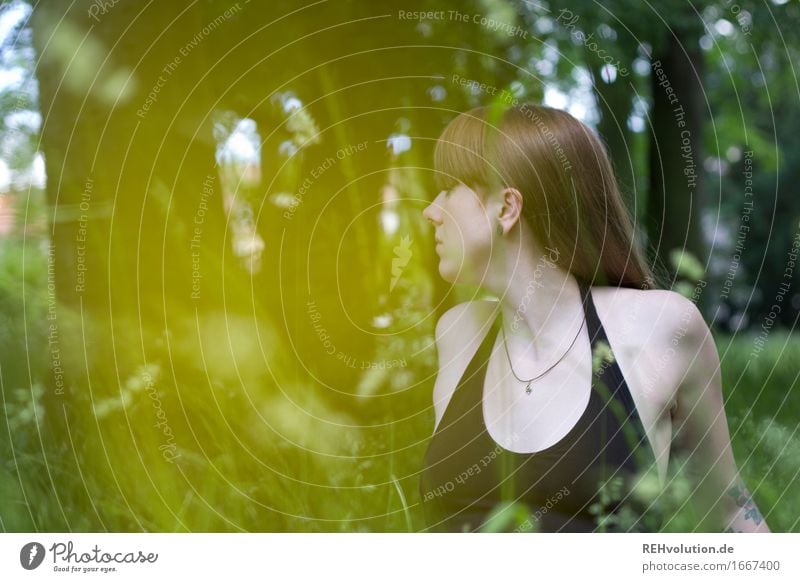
[437,259,456,283]
[435,246,487,285]
[437,258,468,285]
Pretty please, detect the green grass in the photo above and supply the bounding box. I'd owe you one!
[2,329,797,532]
[717,330,800,532]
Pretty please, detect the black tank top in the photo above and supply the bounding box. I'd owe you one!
[419,281,663,532]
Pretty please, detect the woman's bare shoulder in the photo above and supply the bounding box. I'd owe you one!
[434,298,499,361]
[591,286,702,331]
[591,285,709,405]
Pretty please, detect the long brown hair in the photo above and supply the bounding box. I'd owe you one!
[434,102,657,290]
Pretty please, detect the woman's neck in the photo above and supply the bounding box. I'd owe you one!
[482,226,585,360]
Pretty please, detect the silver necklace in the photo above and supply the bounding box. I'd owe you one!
[500,314,586,395]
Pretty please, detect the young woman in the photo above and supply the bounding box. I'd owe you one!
[419,102,770,533]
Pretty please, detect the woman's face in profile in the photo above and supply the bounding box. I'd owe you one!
[422,182,496,285]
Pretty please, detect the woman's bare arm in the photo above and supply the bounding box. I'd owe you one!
[668,295,770,533]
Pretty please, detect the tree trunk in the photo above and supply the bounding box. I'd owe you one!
[647,30,708,287]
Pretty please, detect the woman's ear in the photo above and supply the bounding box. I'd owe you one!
[496,187,524,233]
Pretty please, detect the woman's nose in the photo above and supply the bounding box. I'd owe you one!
[422,202,435,223]
[422,195,442,224]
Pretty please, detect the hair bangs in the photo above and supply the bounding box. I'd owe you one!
[433,111,491,193]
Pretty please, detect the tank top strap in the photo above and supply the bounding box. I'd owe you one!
[579,281,635,409]
[473,301,503,366]
[579,279,653,466]
[451,301,502,406]
[576,278,601,347]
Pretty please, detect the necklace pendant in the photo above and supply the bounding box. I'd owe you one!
[525,382,532,395]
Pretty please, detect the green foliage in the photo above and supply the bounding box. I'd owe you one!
[480,501,533,533]
[670,249,705,283]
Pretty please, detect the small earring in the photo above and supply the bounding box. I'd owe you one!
[496,223,503,236]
